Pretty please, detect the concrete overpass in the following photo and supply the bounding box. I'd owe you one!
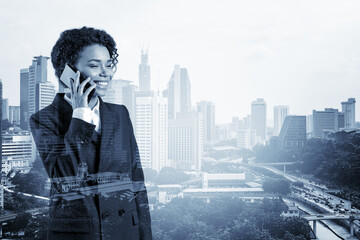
[260,161,298,172]
[303,213,360,238]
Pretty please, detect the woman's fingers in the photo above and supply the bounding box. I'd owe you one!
[83,83,97,98]
[78,77,92,95]
[74,71,80,92]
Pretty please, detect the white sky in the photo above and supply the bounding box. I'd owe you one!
[1,0,360,124]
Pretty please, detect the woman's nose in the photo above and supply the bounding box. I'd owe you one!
[99,66,110,77]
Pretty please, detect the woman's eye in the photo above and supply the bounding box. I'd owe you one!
[89,65,98,68]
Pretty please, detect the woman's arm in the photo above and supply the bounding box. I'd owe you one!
[30,111,96,179]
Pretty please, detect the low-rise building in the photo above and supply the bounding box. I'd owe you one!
[2,129,33,176]
[157,184,182,204]
[281,202,300,218]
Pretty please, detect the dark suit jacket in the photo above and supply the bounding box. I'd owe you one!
[30,93,152,240]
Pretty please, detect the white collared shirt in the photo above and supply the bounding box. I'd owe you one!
[64,95,101,133]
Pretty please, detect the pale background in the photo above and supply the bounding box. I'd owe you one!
[1,0,360,123]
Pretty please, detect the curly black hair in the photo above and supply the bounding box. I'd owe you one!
[51,26,118,79]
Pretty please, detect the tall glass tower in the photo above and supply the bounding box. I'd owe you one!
[341,98,356,129]
[139,50,150,92]
[20,68,29,130]
[251,98,267,141]
[165,65,191,119]
[27,56,55,122]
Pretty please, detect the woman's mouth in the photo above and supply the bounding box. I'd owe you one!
[94,81,108,86]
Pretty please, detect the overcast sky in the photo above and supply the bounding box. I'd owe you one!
[1,0,360,124]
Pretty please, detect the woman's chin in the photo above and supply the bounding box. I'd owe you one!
[94,88,107,97]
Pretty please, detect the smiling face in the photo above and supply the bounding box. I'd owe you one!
[75,44,115,98]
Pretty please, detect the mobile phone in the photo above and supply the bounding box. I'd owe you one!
[60,64,95,102]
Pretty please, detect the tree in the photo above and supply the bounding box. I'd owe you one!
[262,178,291,195]
[4,212,32,233]
[143,168,158,182]
[155,167,190,184]
[2,119,13,130]
[11,169,48,196]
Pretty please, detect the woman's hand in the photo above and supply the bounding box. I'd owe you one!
[70,71,97,109]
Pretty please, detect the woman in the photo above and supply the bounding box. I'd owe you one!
[30,27,152,240]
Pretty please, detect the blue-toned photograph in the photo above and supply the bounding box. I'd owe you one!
[0,1,360,239]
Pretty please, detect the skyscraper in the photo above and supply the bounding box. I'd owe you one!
[251,98,267,141]
[102,79,136,121]
[27,56,55,121]
[36,82,55,112]
[2,98,9,120]
[278,116,306,148]
[9,106,20,125]
[341,98,356,129]
[237,128,251,149]
[197,101,215,144]
[274,105,289,136]
[164,65,191,119]
[312,108,340,138]
[168,111,202,171]
[139,50,150,92]
[135,91,168,172]
[20,68,29,130]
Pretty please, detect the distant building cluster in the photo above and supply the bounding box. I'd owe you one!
[2,129,33,176]
[229,97,357,149]
[0,48,359,211]
[157,171,264,204]
[103,50,214,172]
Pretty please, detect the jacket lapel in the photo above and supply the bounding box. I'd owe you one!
[99,98,115,172]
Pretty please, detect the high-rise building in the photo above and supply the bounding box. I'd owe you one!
[138,50,150,92]
[20,68,29,130]
[306,115,313,139]
[135,91,168,172]
[274,105,289,136]
[2,129,33,175]
[168,111,202,171]
[241,115,252,129]
[338,112,345,129]
[36,82,55,112]
[251,98,267,141]
[341,98,356,129]
[164,65,191,119]
[312,108,340,138]
[2,98,9,120]
[0,79,2,180]
[229,117,240,139]
[197,101,215,144]
[102,79,136,121]
[9,106,20,125]
[237,128,251,149]
[27,56,55,125]
[215,124,231,141]
[278,116,306,148]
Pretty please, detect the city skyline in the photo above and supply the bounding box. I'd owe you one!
[1,0,360,123]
